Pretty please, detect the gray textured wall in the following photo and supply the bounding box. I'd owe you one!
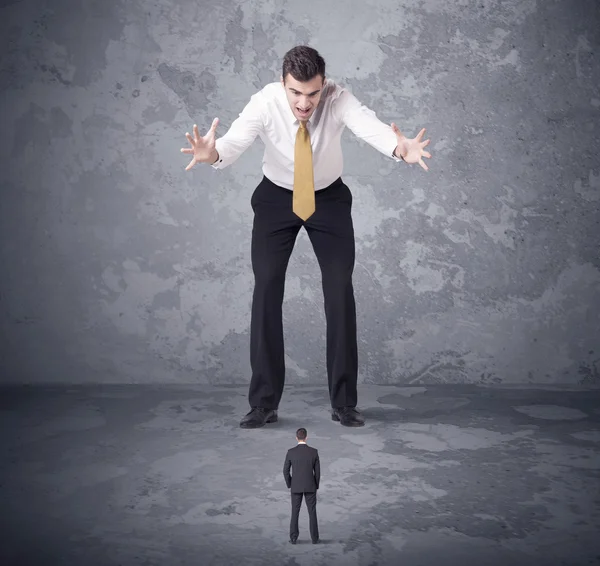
[1,0,599,385]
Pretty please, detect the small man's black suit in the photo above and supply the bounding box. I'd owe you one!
[283,443,320,542]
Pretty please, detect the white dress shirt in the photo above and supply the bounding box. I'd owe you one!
[211,78,402,190]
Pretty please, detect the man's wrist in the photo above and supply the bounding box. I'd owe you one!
[210,149,220,164]
[393,145,405,161]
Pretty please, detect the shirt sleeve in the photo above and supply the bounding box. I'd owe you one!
[333,88,402,162]
[211,91,266,169]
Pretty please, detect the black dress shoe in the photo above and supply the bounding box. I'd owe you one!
[289,537,297,544]
[312,538,320,544]
[332,407,365,427]
[240,407,278,428]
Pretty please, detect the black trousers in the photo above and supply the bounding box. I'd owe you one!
[248,175,358,410]
[290,491,319,541]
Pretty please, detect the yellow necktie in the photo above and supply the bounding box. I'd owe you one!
[293,121,315,221]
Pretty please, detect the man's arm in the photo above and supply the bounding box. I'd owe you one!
[314,451,320,490]
[332,88,404,163]
[210,91,266,170]
[283,452,292,489]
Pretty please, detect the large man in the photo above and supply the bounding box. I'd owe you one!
[181,46,431,429]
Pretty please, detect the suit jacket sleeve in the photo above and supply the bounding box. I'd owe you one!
[314,450,320,490]
[283,451,292,488]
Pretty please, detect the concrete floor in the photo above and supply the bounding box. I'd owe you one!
[1,384,599,566]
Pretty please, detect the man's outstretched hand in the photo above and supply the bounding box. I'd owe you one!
[391,124,432,171]
[180,118,219,171]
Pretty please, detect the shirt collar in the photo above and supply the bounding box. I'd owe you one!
[294,113,317,127]
[297,441,307,444]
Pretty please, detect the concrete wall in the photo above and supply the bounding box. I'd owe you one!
[1,0,599,385]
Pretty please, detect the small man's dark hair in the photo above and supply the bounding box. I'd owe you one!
[296,428,307,440]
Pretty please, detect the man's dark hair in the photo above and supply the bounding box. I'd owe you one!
[282,45,326,83]
[296,428,307,440]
